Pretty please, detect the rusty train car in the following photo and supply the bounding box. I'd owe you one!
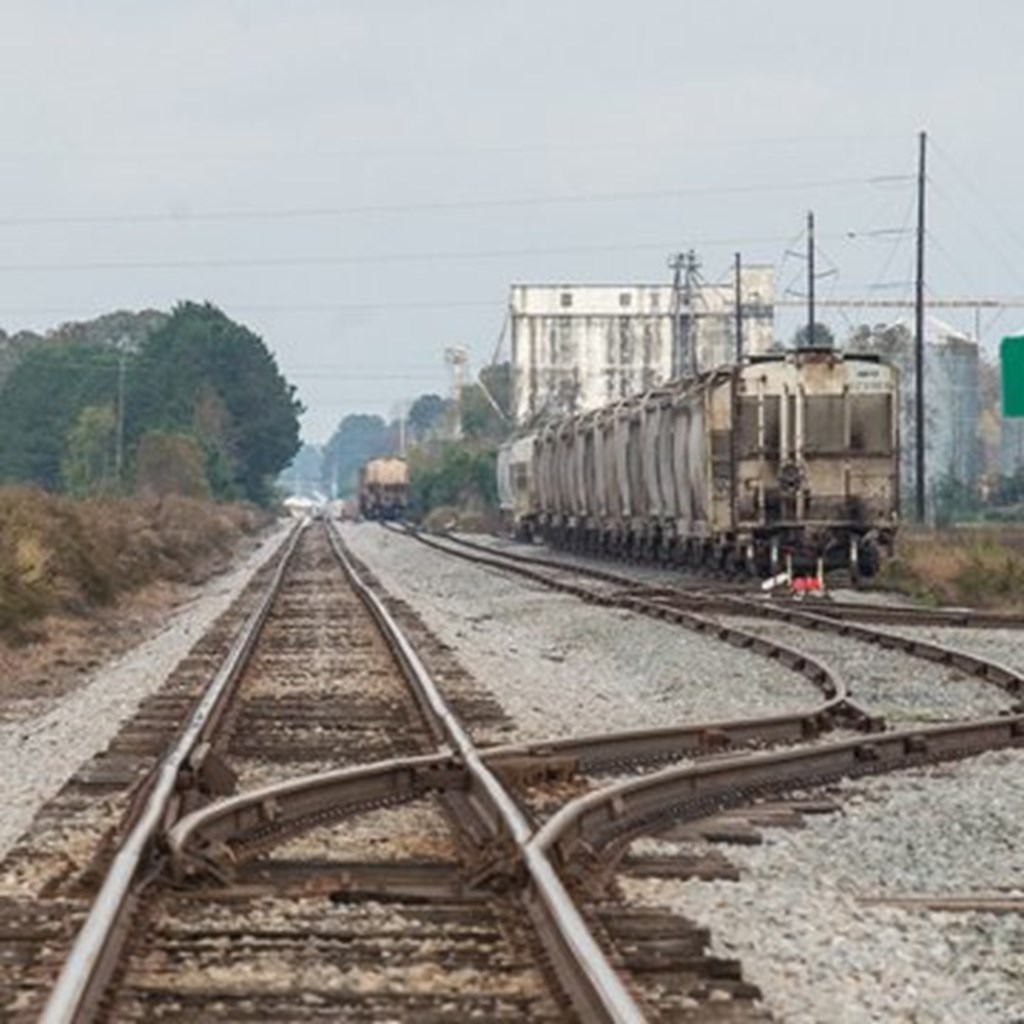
[358,457,410,521]
[497,349,899,577]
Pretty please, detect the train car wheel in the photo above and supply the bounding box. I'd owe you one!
[857,540,880,579]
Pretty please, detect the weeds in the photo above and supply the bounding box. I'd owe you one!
[883,527,1024,609]
[0,487,269,642]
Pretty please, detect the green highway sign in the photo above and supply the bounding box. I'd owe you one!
[1002,335,1024,418]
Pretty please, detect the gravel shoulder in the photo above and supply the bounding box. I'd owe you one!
[340,523,822,746]
[722,615,1015,724]
[623,750,1024,1023]
[882,623,1024,677]
[349,527,1024,1021]
[0,521,293,859]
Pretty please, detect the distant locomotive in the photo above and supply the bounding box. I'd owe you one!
[358,457,410,521]
[498,349,899,578]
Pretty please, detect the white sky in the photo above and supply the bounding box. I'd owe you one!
[1,1,1022,442]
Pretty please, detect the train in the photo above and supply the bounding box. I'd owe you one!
[358,457,411,521]
[497,348,899,578]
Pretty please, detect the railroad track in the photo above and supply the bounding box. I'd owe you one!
[0,531,297,1020]
[406,529,1024,717]
[420,527,1024,630]
[20,520,630,1023]
[7,519,1024,1022]
[374,525,1024,1014]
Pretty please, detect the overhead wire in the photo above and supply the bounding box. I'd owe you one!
[865,188,917,301]
[930,140,1024,257]
[0,176,913,228]
[0,132,907,165]
[0,232,855,274]
[928,177,1024,296]
[0,299,503,316]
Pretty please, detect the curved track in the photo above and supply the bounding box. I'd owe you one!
[14,521,1024,1023]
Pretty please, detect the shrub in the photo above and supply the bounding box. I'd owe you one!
[882,527,1024,609]
[0,487,269,642]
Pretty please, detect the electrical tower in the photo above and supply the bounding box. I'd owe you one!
[668,250,700,377]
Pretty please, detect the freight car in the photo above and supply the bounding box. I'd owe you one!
[358,457,410,521]
[497,349,899,578]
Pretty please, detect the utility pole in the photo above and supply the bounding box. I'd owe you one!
[807,210,816,346]
[734,251,743,362]
[915,129,928,523]
[114,335,128,485]
[444,346,468,439]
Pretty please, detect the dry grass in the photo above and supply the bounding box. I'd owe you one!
[421,504,499,534]
[881,525,1024,609]
[0,487,270,643]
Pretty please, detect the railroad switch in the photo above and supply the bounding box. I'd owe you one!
[184,741,238,797]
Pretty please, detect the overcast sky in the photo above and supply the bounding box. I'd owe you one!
[1,2,1022,443]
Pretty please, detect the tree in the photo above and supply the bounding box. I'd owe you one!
[133,431,211,499]
[480,362,511,418]
[0,341,120,490]
[460,363,512,442]
[409,442,498,515]
[792,323,836,349]
[61,404,117,497]
[321,413,393,496]
[406,393,450,441]
[126,302,302,504]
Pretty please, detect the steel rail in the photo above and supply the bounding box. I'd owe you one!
[482,706,855,775]
[166,705,863,873]
[785,600,1024,629]
[41,521,304,1024]
[326,521,646,1023]
[167,753,464,874]
[394,526,853,705]
[405,528,1024,705]
[415,528,1024,630]
[712,595,1024,698]
[390,522,637,588]
[534,714,1024,888]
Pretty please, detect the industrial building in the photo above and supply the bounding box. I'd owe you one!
[508,267,774,426]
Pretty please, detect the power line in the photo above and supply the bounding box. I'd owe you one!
[0,232,851,273]
[0,299,502,316]
[930,140,1024,257]
[0,133,907,165]
[0,175,911,228]
[928,177,1024,295]
[774,297,1024,308]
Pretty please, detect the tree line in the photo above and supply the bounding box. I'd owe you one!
[319,362,512,517]
[0,302,303,506]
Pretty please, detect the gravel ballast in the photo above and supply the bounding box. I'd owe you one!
[346,526,1024,1020]
[0,523,293,859]
[883,623,1024,677]
[623,750,1024,1024]
[722,615,1016,725]
[340,524,823,745]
